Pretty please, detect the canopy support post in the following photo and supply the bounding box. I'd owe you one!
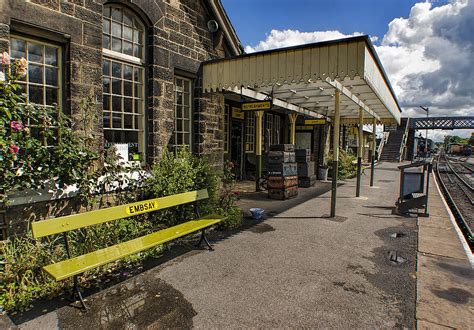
[356,107,364,197]
[255,110,264,192]
[370,117,376,186]
[330,91,341,218]
[289,113,298,145]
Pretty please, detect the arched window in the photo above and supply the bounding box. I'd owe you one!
[102,5,145,162]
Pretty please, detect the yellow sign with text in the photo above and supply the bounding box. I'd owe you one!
[232,107,245,119]
[242,101,271,111]
[126,200,159,215]
[304,119,326,125]
[296,125,314,131]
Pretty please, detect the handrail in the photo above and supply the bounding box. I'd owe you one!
[376,132,389,161]
[398,118,410,162]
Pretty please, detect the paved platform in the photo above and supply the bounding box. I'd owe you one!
[7,162,419,328]
[415,173,473,329]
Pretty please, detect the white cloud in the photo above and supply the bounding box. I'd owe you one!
[243,0,474,141]
[244,29,363,53]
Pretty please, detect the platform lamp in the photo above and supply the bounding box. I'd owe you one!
[419,106,429,158]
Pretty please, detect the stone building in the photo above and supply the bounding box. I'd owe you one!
[0,0,242,167]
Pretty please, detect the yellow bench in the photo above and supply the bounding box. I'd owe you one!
[31,189,224,309]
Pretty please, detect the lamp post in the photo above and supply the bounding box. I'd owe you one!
[419,106,429,158]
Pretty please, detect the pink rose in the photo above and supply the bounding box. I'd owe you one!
[8,144,19,154]
[0,51,10,65]
[10,121,23,131]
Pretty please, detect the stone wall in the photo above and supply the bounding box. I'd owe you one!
[1,0,233,238]
[1,0,228,165]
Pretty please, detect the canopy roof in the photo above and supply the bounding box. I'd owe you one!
[203,36,401,125]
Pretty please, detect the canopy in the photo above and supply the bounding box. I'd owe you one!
[203,36,401,125]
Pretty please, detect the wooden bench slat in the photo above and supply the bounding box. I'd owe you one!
[44,215,224,281]
[32,189,209,238]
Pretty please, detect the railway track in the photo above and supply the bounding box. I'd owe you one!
[434,153,473,251]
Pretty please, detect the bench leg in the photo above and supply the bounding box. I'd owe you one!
[72,275,88,311]
[195,229,214,251]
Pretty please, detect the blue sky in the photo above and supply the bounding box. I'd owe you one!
[222,0,449,48]
[221,0,473,141]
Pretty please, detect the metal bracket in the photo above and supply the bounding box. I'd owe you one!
[195,229,214,251]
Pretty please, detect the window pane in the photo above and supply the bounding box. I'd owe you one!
[46,87,58,105]
[124,114,133,129]
[123,41,133,56]
[103,7,111,18]
[112,96,122,111]
[177,120,182,132]
[112,62,121,78]
[112,112,122,128]
[29,85,43,104]
[124,98,133,113]
[133,44,142,58]
[134,84,142,98]
[103,111,111,128]
[111,22,121,38]
[111,8,122,21]
[103,35,110,49]
[112,78,121,94]
[29,64,43,84]
[123,11,133,26]
[134,115,139,129]
[103,95,110,110]
[103,77,110,93]
[28,43,43,63]
[124,81,133,96]
[103,60,110,76]
[123,65,133,80]
[45,47,57,66]
[134,67,142,81]
[45,67,58,86]
[176,105,182,118]
[112,38,121,52]
[123,26,133,41]
[11,38,26,59]
[103,19,110,34]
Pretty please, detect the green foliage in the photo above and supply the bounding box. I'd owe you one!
[0,58,97,204]
[329,149,358,179]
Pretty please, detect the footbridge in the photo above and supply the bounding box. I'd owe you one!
[409,116,474,130]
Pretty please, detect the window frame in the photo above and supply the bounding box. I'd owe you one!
[245,111,255,153]
[102,5,147,162]
[173,76,193,152]
[9,34,63,112]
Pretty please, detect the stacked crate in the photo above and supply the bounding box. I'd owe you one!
[296,149,316,187]
[267,144,298,200]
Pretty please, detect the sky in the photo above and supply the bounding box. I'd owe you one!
[221,0,473,142]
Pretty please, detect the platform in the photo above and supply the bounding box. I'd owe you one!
[9,162,472,328]
[416,173,473,329]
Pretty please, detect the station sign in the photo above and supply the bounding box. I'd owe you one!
[241,101,272,111]
[232,107,245,119]
[296,126,314,131]
[304,119,326,125]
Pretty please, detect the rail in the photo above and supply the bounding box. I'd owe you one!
[398,118,410,162]
[434,154,473,250]
[376,132,389,161]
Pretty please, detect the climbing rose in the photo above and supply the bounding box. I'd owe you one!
[0,71,4,82]
[0,51,10,65]
[10,121,23,131]
[8,144,19,154]
[15,58,27,77]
